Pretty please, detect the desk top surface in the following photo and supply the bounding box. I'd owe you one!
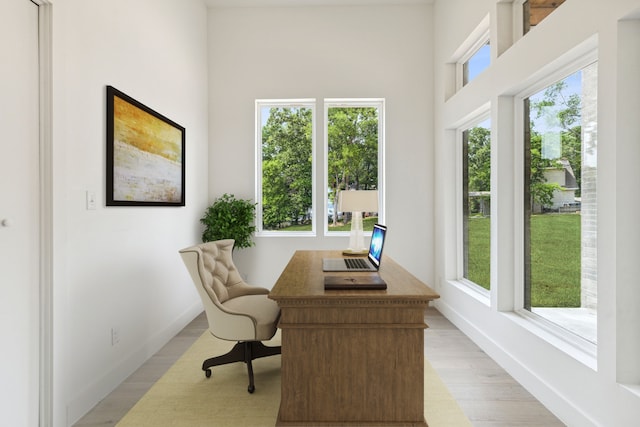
[269,250,440,302]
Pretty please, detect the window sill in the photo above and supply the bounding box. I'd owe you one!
[620,384,640,399]
[256,230,316,238]
[531,307,597,344]
[504,309,597,370]
[444,280,597,369]
[448,279,490,306]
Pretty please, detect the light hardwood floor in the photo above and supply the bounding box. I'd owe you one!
[423,307,565,427]
[73,306,565,427]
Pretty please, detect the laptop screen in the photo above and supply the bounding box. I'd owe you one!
[367,224,387,269]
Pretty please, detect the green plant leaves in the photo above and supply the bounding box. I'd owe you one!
[200,193,257,249]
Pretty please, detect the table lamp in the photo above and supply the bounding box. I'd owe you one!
[337,189,379,255]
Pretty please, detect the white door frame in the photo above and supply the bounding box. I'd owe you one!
[33,1,53,426]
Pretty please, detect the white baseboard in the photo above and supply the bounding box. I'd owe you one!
[433,299,597,427]
[66,301,203,426]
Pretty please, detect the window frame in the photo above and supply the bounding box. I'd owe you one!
[515,0,568,37]
[513,50,599,349]
[511,0,527,40]
[459,38,490,87]
[453,15,490,90]
[323,98,386,237]
[455,112,492,299]
[255,98,317,237]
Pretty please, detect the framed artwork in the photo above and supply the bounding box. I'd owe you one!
[106,85,185,206]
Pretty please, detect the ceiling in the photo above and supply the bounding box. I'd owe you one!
[202,0,568,16]
[204,0,432,7]
[203,0,567,28]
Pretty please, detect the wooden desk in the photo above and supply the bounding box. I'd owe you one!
[269,250,439,427]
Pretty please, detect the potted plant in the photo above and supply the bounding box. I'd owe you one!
[200,193,257,250]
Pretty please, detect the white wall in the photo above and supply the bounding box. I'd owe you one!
[432,0,640,425]
[207,4,434,288]
[50,1,209,425]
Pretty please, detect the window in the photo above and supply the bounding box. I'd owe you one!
[449,15,490,96]
[462,41,490,86]
[520,0,567,35]
[523,61,597,343]
[256,99,315,234]
[325,99,384,234]
[462,118,491,290]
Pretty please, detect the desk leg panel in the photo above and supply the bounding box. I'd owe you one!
[278,323,425,425]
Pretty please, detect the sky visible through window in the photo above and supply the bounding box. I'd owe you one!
[529,71,582,135]
[468,52,581,132]
[467,42,490,82]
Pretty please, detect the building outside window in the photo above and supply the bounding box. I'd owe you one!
[523,61,598,343]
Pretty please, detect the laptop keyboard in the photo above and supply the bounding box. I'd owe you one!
[344,258,369,269]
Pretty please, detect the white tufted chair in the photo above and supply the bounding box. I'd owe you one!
[179,239,281,393]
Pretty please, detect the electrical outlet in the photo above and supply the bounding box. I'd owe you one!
[111,327,120,346]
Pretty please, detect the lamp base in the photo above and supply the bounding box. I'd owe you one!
[342,248,368,256]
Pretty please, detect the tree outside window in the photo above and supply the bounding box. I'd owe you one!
[462,119,491,290]
[523,62,598,343]
[326,100,383,233]
[256,99,384,235]
[257,101,314,233]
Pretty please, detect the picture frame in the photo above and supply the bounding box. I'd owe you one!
[106,85,185,206]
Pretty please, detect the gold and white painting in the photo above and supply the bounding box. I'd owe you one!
[107,86,185,206]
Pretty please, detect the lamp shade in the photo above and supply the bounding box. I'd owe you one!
[337,190,378,213]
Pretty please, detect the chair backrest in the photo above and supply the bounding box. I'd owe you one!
[179,239,258,340]
[181,239,246,304]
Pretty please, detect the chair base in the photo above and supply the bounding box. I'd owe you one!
[202,340,281,393]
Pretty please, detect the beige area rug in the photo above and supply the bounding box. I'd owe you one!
[117,332,471,427]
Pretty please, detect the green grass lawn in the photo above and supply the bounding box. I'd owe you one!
[466,216,490,289]
[280,213,580,308]
[279,217,379,232]
[327,217,378,232]
[468,213,581,307]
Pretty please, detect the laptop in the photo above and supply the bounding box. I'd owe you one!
[322,224,387,272]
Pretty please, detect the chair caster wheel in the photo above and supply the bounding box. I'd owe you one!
[205,369,211,378]
[248,385,255,393]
